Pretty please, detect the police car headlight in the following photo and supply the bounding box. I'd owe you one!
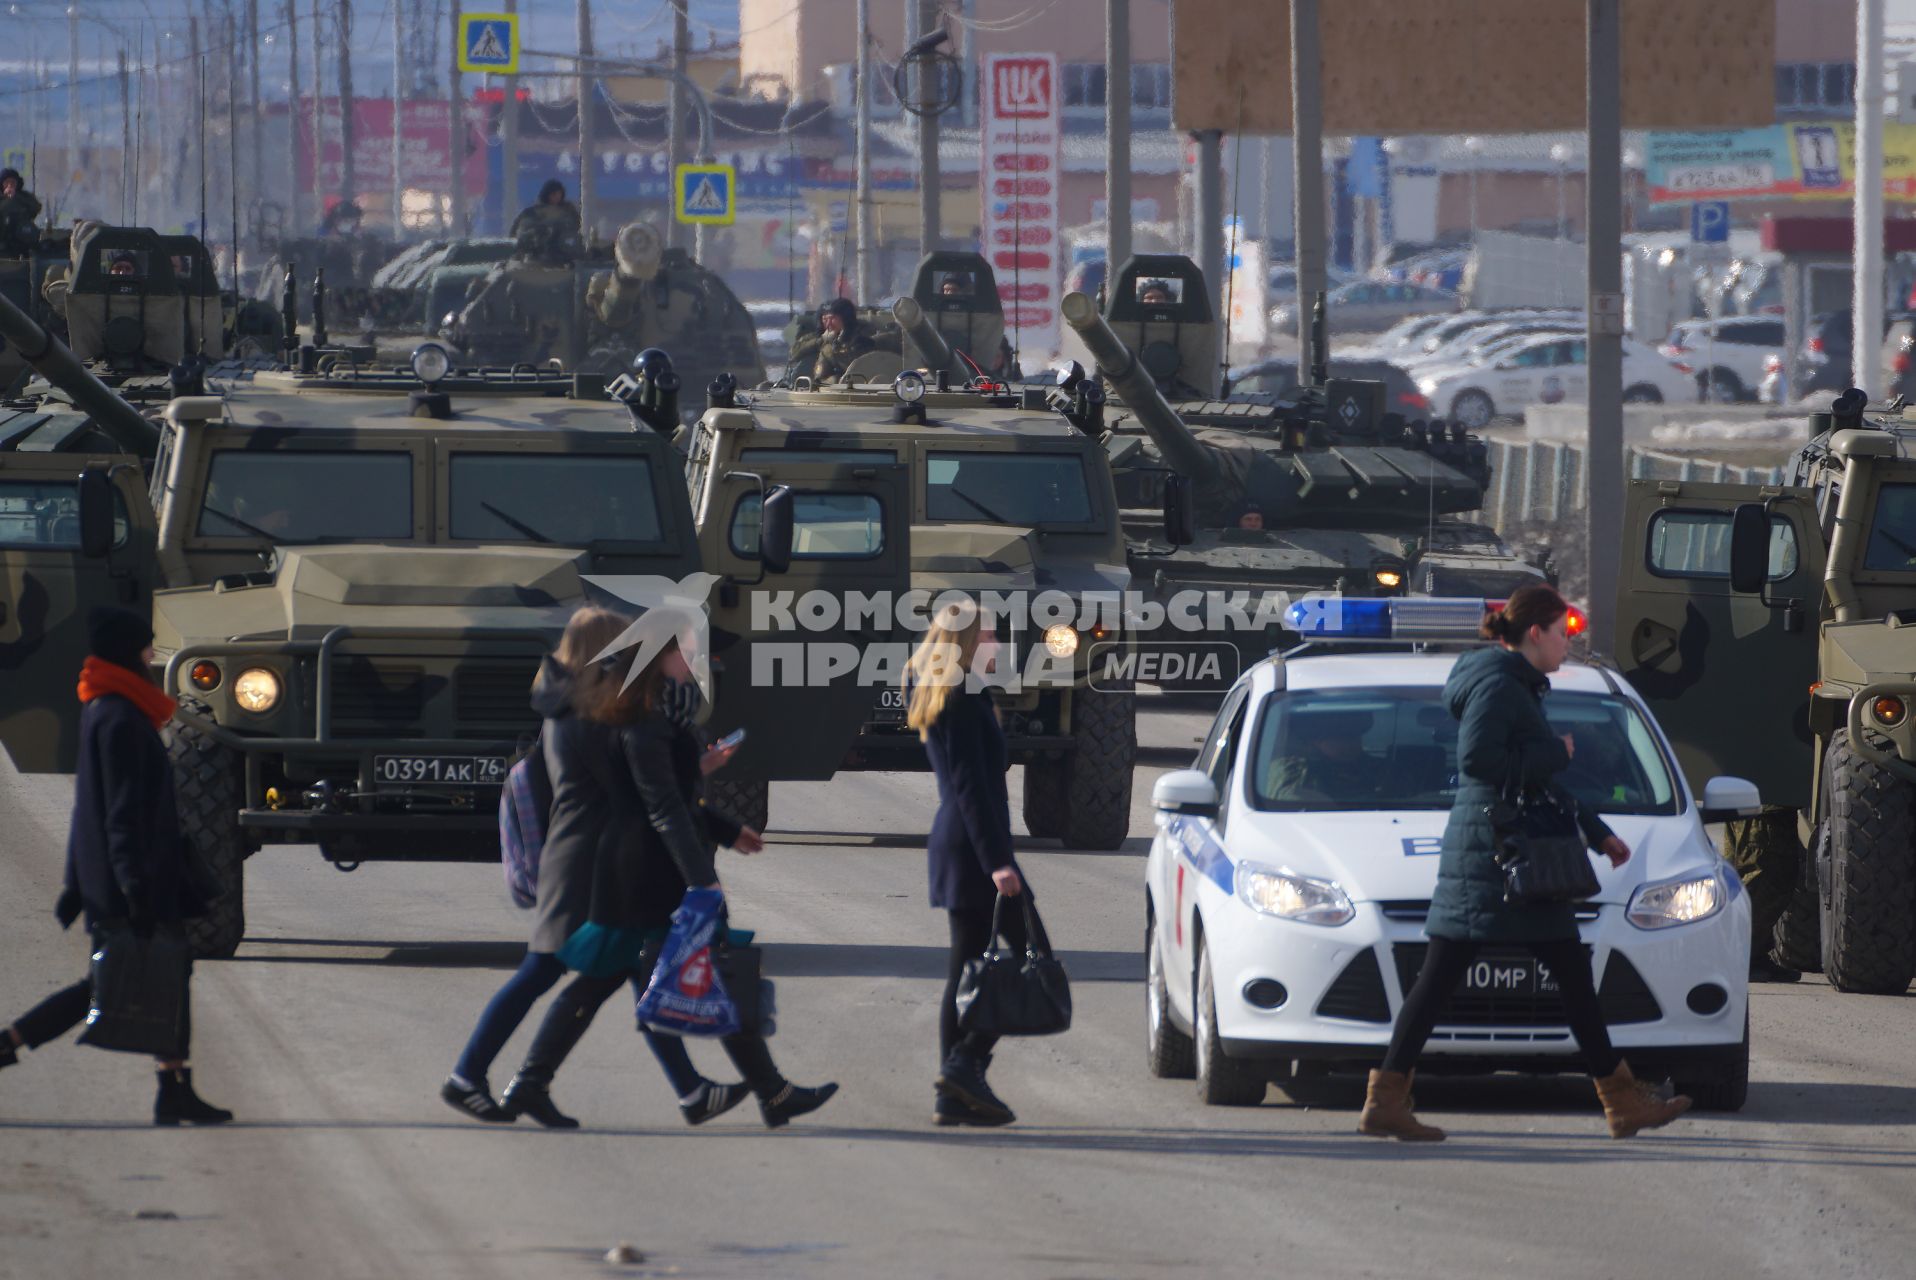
[232,667,282,714]
[1236,862,1354,926]
[1627,871,1724,930]
[1044,624,1079,658]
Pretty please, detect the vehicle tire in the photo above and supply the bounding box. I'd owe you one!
[1676,1011,1750,1113]
[1194,936,1266,1106]
[1058,685,1136,851]
[1622,384,1664,404]
[1146,910,1195,1079]
[1820,730,1916,994]
[169,712,246,960]
[1450,389,1495,431]
[707,778,770,836]
[1771,822,1824,973]
[1021,760,1065,839]
[1698,369,1744,403]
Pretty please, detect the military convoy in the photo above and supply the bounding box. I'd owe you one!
[1618,388,1916,994]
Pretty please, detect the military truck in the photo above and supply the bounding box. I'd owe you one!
[1063,255,1548,685]
[0,292,898,958]
[684,259,1144,849]
[1617,388,1916,994]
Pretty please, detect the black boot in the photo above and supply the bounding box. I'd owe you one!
[1750,954,1802,984]
[680,1080,749,1127]
[441,1075,515,1123]
[501,1075,580,1129]
[154,1068,234,1126]
[0,1034,18,1071]
[758,1080,838,1129]
[937,1047,1014,1126]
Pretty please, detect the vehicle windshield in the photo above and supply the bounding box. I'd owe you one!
[197,451,413,542]
[1247,686,1680,815]
[450,454,663,544]
[1862,481,1916,571]
[925,452,1094,526]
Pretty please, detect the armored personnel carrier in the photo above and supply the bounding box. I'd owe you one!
[0,291,884,957]
[777,252,1018,386]
[1066,255,1549,683]
[365,235,516,335]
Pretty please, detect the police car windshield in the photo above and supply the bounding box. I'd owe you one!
[1247,687,1680,815]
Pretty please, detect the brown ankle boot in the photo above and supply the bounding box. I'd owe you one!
[1359,1069,1446,1142]
[1593,1061,1691,1138]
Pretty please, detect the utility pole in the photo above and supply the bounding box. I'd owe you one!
[1585,0,1625,654]
[575,0,594,242]
[311,0,325,221]
[915,0,940,256]
[288,0,305,236]
[854,0,875,297]
[392,0,405,234]
[449,0,465,234]
[501,0,520,227]
[247,0,261,245]
[667,0,690,251]
[1857,0,1887,401]
[1290,0,1325,378]
[188,15,203,231]
[119,47,132,222]
[1195,130,1224,323]
[1105,0,1132,272]
[337,0,356,212]
[67,2,80,185]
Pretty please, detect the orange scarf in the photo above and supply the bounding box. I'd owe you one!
[77,656,177,730]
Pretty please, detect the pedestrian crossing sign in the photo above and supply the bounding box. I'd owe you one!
[674,163,736,226]
[458,13,517,74]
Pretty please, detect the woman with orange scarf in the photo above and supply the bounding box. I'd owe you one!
[0,606,232,1125]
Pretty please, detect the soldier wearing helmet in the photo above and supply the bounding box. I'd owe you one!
[790,296,878,383]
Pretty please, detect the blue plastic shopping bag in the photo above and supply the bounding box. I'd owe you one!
[634,887,740,1038]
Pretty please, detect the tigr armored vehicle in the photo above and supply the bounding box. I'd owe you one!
[1067,255,1548,683]
[1618,388,1916,994]
[0,293,869,958]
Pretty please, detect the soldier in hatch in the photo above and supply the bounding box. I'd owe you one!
[790,296,879,383]
[0,168,41,258]
[510,179,584,265]
[1263,710,1378,803]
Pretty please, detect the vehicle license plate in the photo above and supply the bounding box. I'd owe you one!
[372,754,508,786]
[1463,954,1559,996]
[870,687,908,722]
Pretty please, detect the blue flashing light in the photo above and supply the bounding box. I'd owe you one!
[1285,596,1495,641]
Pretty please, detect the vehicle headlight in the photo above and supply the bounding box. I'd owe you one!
[1236,862,1354,926]
[1627,871,1724,930]
[1044,624,1080,658]
[1417,377,1439,395]
[232,667,282,714]
[410,341,452,385]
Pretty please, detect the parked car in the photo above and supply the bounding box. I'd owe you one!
[1405,319,1586,374]
[1409,309,1583,361]
[1269,280,1456,335]
[1657,317,1785,403]
[1225,356,1433,420]
[1416,332,1694,428]
[1359,313,1454,359]
[1788,309,1916,401]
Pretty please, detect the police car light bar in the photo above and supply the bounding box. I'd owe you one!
[1283,597,1589,642]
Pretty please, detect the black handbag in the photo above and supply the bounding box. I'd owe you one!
[1484,767,1601,905]
[77,930,191,1057]
[955,893,1072,1037]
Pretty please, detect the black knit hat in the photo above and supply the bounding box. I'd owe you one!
[87,606,153,672]
[820,296,856,325]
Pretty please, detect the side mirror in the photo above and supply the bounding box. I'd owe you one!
[77,469,114,560]
[1153,768,1220,819]
[1699,775,1762,824]
[1163,473,1198,547]
[1727,502,1770,594]
[759,486,795,575]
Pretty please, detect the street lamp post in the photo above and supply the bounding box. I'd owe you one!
[1550,142,1570,240]
[1463,135,1483,244]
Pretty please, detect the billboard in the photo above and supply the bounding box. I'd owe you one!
[295,98,487,201]
[981,53,1062,361]
[1646,123,1916,205]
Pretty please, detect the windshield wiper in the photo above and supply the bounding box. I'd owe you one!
[482,501,554,544]
[945,486,1013,524]
[201,505,281,541]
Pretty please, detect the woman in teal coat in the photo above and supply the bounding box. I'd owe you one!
[1360,585,1691,1143]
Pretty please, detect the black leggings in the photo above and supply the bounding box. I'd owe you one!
[1381,936,1618,1077]
[941,903,1027,1062]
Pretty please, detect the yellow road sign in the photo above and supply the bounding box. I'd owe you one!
[675,163,736,226]
[458,13,517,74]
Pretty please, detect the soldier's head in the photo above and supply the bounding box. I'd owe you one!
[108,253,139,278]
[1238,504,1264,532]
[1299,709,1371,761]
[0,169,21,198]
[820,296,857,336]
[324,201,362,234]
[1139,280,1174,306]
[940,273,973,298]
[539,179,567,207]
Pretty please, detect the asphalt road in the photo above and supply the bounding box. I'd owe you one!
[1,696,1912,1280]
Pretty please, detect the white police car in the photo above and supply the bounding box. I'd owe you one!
[1144,598,1755,1109]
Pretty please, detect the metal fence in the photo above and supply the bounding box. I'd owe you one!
[1478,438,1787,529]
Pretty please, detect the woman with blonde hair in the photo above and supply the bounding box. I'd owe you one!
[910,602,1028,1127]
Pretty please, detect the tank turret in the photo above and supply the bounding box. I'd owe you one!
[891,296,959,381]
[0,287,161,454]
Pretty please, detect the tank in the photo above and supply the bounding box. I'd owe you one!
[1064,256,1550,681]
[0,285,161,453]
[779,252,1018,386]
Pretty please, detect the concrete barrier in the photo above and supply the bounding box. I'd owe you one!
[1477,438,1786,530]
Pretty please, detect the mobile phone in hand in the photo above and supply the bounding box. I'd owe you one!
[715,728,747,751]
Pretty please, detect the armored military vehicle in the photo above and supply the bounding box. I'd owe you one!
[1617,388,1916,994]
[778,253,1018,387]
[252,229,399,331]
[446,221,764,408]
[0,291,877,959]
[1065,255,1548,683]
[365,236,516,334]
[685,256,1147,849]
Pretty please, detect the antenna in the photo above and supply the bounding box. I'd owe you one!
[1309,290,1328,387]
[196,18,209,354]
[1221,92,1245,395]
[227,12,243,306]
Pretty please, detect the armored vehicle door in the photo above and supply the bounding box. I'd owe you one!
[701,458,911,781]
[0,450,160,772]
[1615,478,1823,807]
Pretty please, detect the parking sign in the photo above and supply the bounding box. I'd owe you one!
[1690,200,1730,244]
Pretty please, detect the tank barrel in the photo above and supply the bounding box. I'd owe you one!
[1060,290,1217,484]
[892,296,960,379]
[0,289,160,455]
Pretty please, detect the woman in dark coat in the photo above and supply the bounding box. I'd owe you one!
[907,604,1029,1128]
[0,607,231,1125]
[499,636,837,1130]
[1361,585,1690,1143]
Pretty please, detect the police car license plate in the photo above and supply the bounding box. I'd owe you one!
[372,754,508,787]
[871,687,908,722]
[1463,954,1559,996]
